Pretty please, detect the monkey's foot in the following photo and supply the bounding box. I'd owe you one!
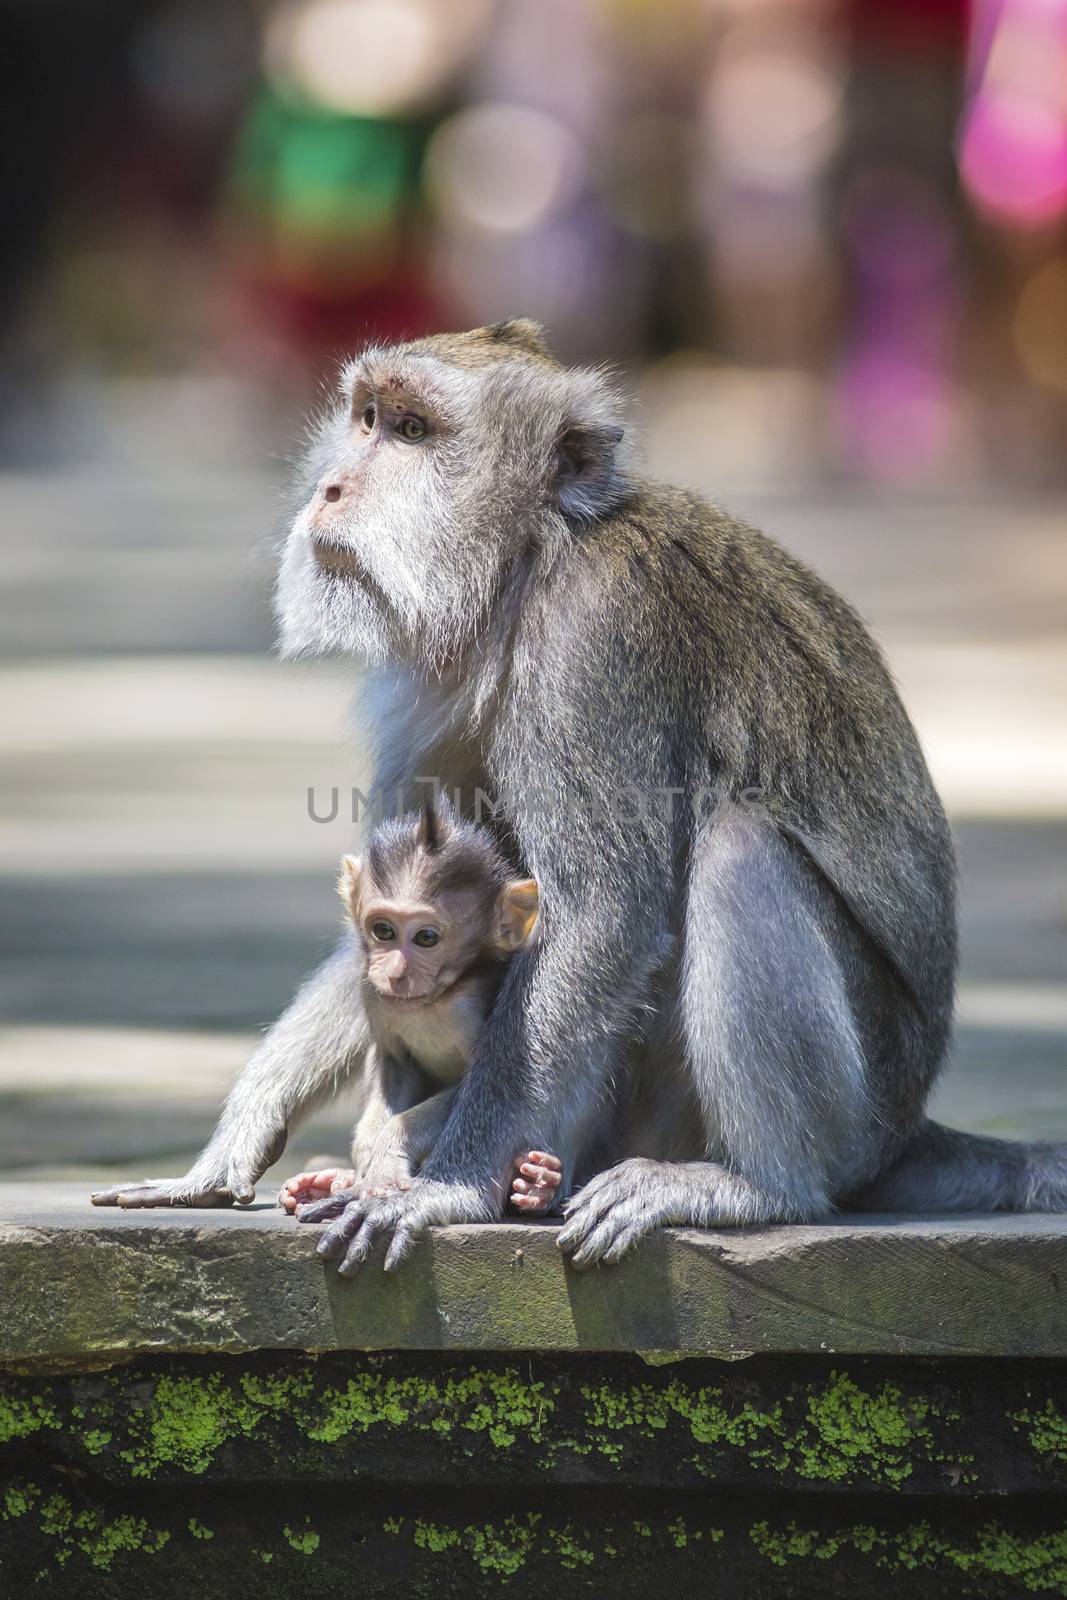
[510,1151,563,1214]
[278,1167,357,1214]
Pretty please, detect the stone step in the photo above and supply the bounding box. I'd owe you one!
[5,1186,1067,1366]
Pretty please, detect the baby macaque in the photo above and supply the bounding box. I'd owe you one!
[280,801,561,1217]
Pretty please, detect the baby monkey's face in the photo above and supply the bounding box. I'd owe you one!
[340,855,539,1007]
[360,887,483,1004]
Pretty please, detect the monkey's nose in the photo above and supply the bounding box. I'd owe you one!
[323,484,342,503]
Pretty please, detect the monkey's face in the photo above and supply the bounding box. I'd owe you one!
[275,322,628,666]
[358,888,488,1004]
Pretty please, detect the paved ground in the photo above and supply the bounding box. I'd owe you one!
[0,383,1064,1197]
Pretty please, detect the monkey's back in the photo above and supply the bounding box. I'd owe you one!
[512,479,956,1075]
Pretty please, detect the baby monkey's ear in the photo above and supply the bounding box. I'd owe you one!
[495,879,540,950]
[338,854,363,915]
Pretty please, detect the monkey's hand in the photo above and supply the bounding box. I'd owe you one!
[90,1179,240,1208]
[90,1170,254,1208]
[558,1158,671,1268]
[297,1178,495,1275]
[92,1128,288,1208]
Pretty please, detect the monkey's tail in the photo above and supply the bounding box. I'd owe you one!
[850,1119,1067,1214]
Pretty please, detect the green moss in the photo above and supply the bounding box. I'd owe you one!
[572,1370,963,1488]
[90,1363,556,1476]
[122,1375,235,1475]
[750,1519,1067,1592]
[0,1360,973,1490]
[413,1521,462,1554]
[396,1514,546,1575]
[1014,1401,1067,1467]
[3,1481,41,1520]
[572,1376,785,1476]
[388,1512,723,1575]
[75,1516,170,1570]
[546,1528,596,1569]
[790,1372,934,1485]
[463,1516,541,1576]
[26,1490,171,1571]
[0,1395,58,1444]
[283,1523,320,1555]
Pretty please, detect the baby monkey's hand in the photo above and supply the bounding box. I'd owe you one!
[509,1151,562,1215]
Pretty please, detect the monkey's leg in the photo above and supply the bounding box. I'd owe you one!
[848,1119,1067,1212]
[560,816,873,1266]
[92,935,370,1207]
[385,1088,458,1170]
[298,1057,443,1221]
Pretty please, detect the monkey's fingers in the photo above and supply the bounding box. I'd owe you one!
[338,1209,396,1276]
[518,1160,562,1188]
[223,1163,258,1205]
[383,1223,419,1272]
[559,1182,616,1233]
[566,1201,648,1269]
[297,1192,357,1224]
[559,1171,658,1268]
[512,1173,562,1214]
[511,1189,552,1213]
[314,1196,373,1258]
[90,1181,233,1209]
[280,1168,356,1212]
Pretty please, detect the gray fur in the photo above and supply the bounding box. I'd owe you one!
[93,321,1066,1265]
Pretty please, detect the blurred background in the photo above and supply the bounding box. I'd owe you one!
[0,0,1063,1193]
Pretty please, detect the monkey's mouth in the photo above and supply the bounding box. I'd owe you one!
[377,990,438,1007]
[311,536,391,612]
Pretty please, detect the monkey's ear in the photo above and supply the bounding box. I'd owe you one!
[496,879,540,950]
[552,422,625,523]
[487,317,552,360]
[338,854,363,911]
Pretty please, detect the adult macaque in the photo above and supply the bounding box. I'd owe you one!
[94,318,1067,1271]
[278,800,561,1226]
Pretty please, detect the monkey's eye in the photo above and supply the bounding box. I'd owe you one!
[397,415,427,442]
[371,920,396,941]
[412,927,440,948]
[360,403,376,432]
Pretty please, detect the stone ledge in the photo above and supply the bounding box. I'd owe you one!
[5,1185,1067,1368]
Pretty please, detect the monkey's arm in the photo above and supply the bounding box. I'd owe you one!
[92,935,370,1207]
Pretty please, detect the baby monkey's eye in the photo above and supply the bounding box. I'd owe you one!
[360,403,376,432]
[412,927,440,948]
[397,415,427,442]
[371,921,396,941]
